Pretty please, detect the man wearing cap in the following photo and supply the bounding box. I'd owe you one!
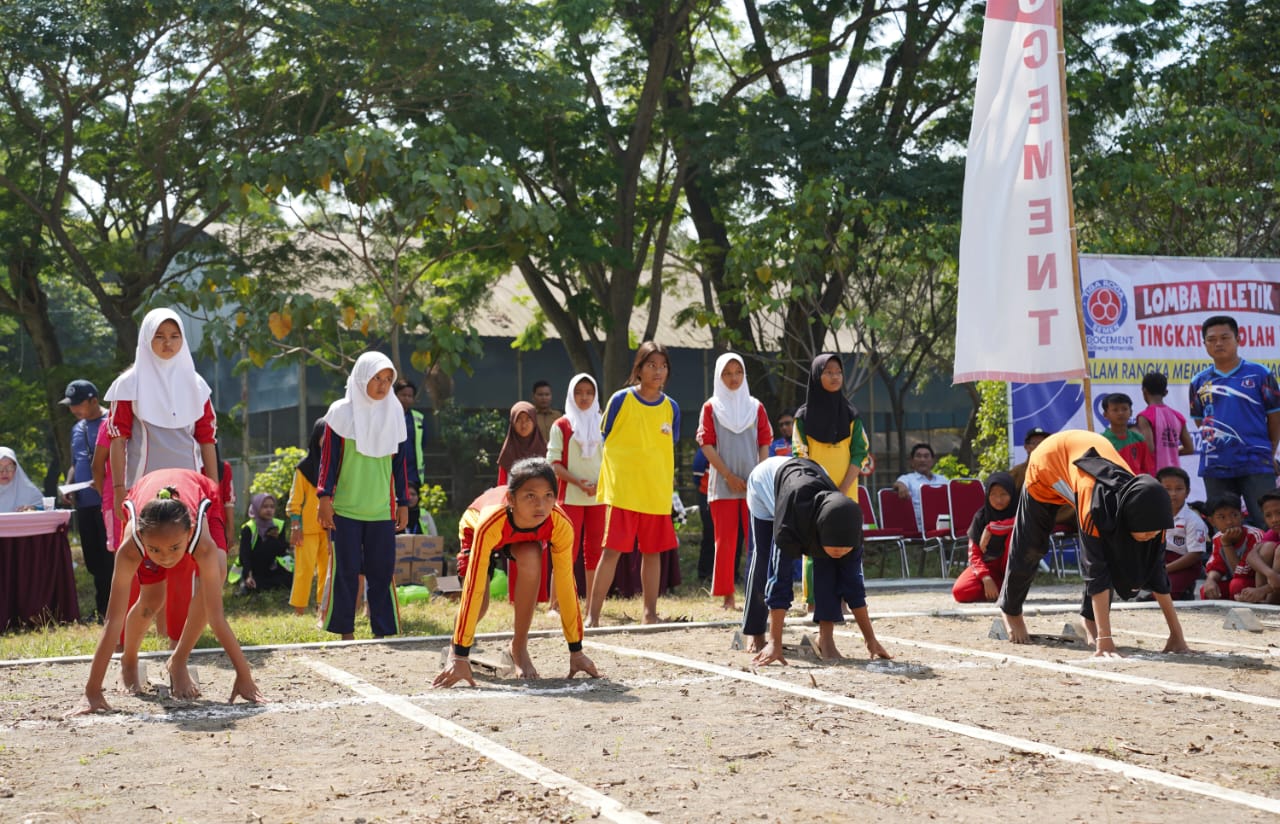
[61,380,111,620]
[1010,427,1050,491]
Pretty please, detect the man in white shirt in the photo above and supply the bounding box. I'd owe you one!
[893,443,947,532]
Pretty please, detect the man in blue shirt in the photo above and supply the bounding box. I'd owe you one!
[60,380,111,620]
[1189,315,1280,529]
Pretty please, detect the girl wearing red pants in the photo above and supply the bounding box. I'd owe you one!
[951,472,1017,603]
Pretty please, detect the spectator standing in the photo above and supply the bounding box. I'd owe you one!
[61,380,111,619]
[393,378,430,489]
[769,411,794,457]
[530,379,561,442]
[546,373,606,611]
[1136,372,1193,472]
[496,402,547,487]
[1100,393,1153,475]
[697,353,771,611]
[1189,315,1280,529]
[287,418,330,617]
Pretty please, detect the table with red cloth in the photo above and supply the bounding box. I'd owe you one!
[0,510,81,632]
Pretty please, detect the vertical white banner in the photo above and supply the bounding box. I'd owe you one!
[954,0,1086,383]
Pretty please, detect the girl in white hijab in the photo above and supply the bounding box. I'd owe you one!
[315,352,410,641]
[103,307,218,648]
[105,308,218,501]
[0,447,44,512]
[545,373,605,612]
[696,353,770,610]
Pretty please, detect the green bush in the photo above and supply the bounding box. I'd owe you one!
[932,454,972,480]
[249,446,307,507]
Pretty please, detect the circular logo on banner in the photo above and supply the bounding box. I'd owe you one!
[1082,279,1128,335]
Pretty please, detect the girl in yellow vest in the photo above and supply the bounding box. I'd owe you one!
[588,342,680,626]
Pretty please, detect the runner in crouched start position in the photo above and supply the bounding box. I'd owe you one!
[434,458,600,686]
[998,430,1193,658]
[69,469,264,715]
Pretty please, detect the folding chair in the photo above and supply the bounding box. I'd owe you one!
[878,488,945,577]
[1048,523,1082,578]
[857,485,909,578]
[918,483,956,577]
[947,479,985,542]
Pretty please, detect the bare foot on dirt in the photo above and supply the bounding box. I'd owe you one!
[1077,618,1097,645]
[119,659,142,694]
[747,634,767,654]
[721,597,737,611]
[294,607,305,616]
[1002,612,1030,644]
[509,642,539,679]
[642,612,661,625]
[166,660,200,700]
[815,636,844,660]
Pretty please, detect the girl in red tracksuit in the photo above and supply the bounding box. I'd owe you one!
[951,472,1017,603]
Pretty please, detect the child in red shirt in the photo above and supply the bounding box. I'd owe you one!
[1200,495,1267,601]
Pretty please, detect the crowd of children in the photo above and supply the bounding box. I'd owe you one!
[58,310,1280,712]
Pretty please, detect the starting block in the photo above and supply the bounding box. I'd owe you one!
[800,633,824,659]
[729,631,744,651]
[1224,607,1264,633]
[438,645,516,677]
[988,618,1009,640]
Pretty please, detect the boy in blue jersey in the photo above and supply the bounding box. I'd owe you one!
[1189,315,1280,529]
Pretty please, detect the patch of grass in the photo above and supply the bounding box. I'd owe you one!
[4,527,1058,662]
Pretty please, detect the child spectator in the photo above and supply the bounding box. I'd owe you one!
[496,402,547,487]
[1201,494,1267,601]
[546,373,605,613]
[239,493,292,592]
[697,353,771,611]
[769,411,794,457]
[68,468,264,714]
[997,430,1191,657]
[317,352,411,640]
[1100,393,1153,475]
[434,458,600,685]
[951,473,1017,603]
[1155,466,1206,600]
[1136,372,1193,471]
[751,458,892,664]
[587,341,680,627]
[1237,491,1280,604]
[792,354,869,498]
[104,308,219,647]
[287,418,331,617]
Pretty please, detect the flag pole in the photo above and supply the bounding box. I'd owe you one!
[1057,0,1094,432]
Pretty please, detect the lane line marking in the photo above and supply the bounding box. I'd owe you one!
[585,640,1280,815]
[863,634,1280,709]
[1111,627,1278,654]
[300,657,660,824]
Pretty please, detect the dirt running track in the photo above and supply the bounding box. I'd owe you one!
[3,586,1279,823]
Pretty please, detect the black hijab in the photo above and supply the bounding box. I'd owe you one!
[795,354,857,444]
[1075,449,1173,598]
[296,417,326,487]
[968,472,1018,545]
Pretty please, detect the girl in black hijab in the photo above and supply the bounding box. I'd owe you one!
[951,472,1017,603]
[792,354,870,498]
[752,458,893,665]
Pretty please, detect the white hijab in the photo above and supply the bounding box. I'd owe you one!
[563,373,603,458]
[104,308,211,428]
[0,447,44,512]
[709,352,758,434]
[324,352,406,458]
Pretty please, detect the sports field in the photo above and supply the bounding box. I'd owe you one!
[3,585,1278,823]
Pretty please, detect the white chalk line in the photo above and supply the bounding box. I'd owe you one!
[861,633,1280,710]
[300,657,660,824]
[585,640,1280,816]
[1112,627,1279,654]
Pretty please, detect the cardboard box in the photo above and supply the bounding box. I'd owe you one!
[394,556,416,584]
[395,534,418,560]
